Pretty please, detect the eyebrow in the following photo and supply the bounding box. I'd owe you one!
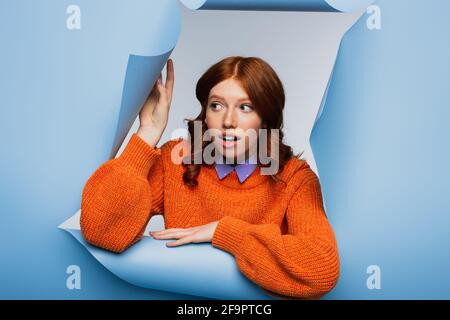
[208,94,252,102]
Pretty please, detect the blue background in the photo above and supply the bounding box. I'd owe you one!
[1,0,449,299]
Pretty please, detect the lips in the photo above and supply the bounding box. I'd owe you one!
[221,135,240,141]
[218,134,241,148]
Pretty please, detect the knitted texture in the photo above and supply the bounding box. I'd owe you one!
[80,133,340,299]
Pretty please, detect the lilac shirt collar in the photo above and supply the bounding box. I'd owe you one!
[214,153,258,183]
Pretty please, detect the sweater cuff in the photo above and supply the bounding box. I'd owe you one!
[212,216,254,256]
[115,133,162,177]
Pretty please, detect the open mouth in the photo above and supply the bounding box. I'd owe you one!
[221,135,240,142]
[219,134,241,148]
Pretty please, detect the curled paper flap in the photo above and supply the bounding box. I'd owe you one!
[59,211,276,300]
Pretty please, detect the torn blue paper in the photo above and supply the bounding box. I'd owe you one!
[0,0,376,299]
[60,211,276,300]
[180,0,375,12]
[310,0,450,299]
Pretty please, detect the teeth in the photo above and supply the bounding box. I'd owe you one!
[223,135,236,141]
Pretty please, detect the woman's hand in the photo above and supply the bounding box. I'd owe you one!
[137,58,174,148]
[150,221,220,247]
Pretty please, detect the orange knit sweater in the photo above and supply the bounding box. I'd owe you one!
[80,133,340,299]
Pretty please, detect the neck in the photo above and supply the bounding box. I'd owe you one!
[220,150,258,165]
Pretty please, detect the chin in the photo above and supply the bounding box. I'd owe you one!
[223,152,247,164]
[212,142,247,163]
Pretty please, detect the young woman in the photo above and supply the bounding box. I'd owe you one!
[80,56,340,299]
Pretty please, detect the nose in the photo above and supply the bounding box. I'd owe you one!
[222,107,237,129]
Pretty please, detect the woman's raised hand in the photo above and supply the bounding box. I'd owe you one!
[137,59,174,148]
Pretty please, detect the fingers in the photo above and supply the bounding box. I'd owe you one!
[165,59,174,102]
[150,226,201,247]
[150,229,191,240]
[153,228,185,233]
[155,72,168,103]
[147,73,161,97]
[156,72,164,89]
[153,59,174,103]
[166,236,193,247]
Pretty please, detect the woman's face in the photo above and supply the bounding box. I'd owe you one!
[205,78,263,163]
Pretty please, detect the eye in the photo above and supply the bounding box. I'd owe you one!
[209,102,223,111]
[240,104,253,112]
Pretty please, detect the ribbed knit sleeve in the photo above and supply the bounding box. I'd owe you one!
[80,133,165,253]
[211,170,340,299]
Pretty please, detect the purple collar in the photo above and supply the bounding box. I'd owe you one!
[214,153,258,183]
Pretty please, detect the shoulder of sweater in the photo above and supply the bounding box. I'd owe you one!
[158,137,190,166]
[159,137,188,153]
[279,156,318,186]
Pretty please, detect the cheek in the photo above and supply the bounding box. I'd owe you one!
[239,114,262,149]
[205,111,220,129]
[238,113,263,131]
